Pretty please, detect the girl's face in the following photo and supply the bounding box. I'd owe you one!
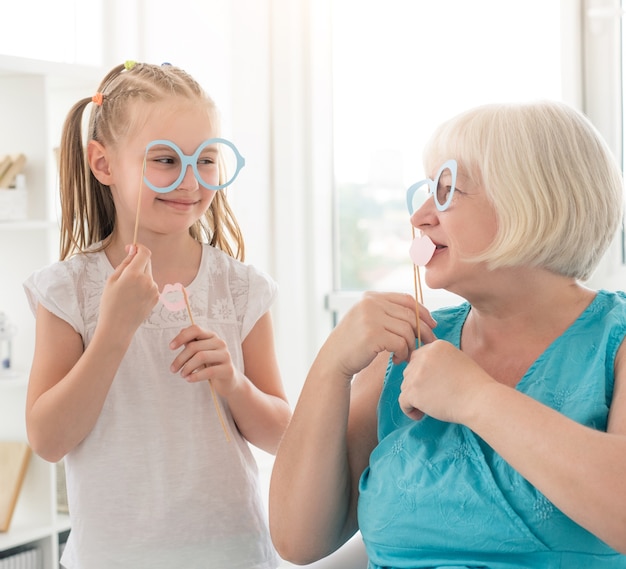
[410,162,498,296]
[108,98,219,241]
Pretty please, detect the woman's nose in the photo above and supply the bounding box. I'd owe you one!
[410,197,438,228]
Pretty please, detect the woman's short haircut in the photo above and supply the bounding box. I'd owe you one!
[422,100,624,281]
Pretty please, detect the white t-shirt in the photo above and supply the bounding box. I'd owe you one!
[24,244,280,569]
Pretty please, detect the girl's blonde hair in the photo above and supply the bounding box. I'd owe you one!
[58,62,244,261]
[423,100,624,281]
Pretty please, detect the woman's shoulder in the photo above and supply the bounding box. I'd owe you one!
[431,302,471,339]
[581,290,626,333]
[595,289,626,310]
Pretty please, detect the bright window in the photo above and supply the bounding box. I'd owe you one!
[331,0,564,306]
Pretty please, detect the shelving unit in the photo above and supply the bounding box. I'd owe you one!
[0,54,104,569]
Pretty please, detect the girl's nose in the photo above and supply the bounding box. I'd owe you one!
[179,164,200,191]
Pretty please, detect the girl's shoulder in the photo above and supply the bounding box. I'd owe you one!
[200,243,277,292]
[28,248,108,287]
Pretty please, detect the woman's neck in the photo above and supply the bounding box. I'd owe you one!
[458,269,595,385]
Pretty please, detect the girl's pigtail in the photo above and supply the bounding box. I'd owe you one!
[59,97,93,260]
[58,63,128,260]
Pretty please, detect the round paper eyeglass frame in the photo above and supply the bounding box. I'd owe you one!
[406,159,458,214]
[143,138,246,193]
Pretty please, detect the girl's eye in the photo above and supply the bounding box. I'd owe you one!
[147,154,178,166]
[198,152,218,166]
[198,157,216,166]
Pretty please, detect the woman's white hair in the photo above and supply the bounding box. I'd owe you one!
[423,100,624,281]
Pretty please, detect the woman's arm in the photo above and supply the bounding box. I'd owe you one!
[400,338,626,553]
[269,292,434,564]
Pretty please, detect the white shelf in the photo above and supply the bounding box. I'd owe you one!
[0,220,56,231]
[0,53,102,569]
[0,53,102,82]
[0,521,54,551]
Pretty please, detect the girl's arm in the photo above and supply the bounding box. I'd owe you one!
[400,339,626,554]
[169,311,291,454]
[268,292,435,564]
[225,311,291,453]
[26,246,159,462]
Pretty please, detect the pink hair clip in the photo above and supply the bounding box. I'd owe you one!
[91,92,104,106]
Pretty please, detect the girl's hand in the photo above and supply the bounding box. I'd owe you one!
[98,244,160,338]
[320,291,437,382]
[169,325,239,395]
[399,339,493,423]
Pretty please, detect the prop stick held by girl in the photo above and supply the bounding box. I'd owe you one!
[160,282,231,442]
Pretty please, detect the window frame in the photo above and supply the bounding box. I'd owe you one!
[322,0,626,321]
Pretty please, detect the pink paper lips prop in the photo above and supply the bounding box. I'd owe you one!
[410,234,436,266]
[160,283,187,312]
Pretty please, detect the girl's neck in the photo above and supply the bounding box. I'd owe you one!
[104,231,203,290]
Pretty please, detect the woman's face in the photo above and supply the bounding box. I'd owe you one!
[410,162,498,295]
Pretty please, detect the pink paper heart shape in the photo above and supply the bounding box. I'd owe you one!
[410,234,436,266]
[160,283,188,312]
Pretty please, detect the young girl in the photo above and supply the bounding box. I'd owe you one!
[24,61,290,569]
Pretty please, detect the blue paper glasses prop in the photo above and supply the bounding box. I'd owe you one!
[143,138,246,193]
[132,138,245,244]
[406,159,458,214]
[405,159,457,347]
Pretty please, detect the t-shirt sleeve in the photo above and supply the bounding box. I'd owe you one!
[23,262,84,334]
[240,264,278,341]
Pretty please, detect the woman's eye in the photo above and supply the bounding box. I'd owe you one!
[437,185,452,201]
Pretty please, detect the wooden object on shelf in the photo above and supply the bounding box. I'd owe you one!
[0,441,32,532]
[0,154,26,189]
[0,156,11,183]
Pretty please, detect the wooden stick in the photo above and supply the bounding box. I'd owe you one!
[132,157,146,245]
[411,226,423,347]
[182,286,231,442]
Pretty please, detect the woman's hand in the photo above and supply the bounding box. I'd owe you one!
[322,291,437,382]
[399,339,492,423]
[169,325,240,396]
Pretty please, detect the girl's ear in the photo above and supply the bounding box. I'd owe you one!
[87,140,113,185]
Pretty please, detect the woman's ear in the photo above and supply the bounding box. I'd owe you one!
[87,140,113,185]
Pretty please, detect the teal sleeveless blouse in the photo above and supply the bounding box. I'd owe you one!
[358,290,626,568]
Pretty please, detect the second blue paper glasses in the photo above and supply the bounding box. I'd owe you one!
[406,159,458,214]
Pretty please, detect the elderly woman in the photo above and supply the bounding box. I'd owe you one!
[270,101,626,568]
